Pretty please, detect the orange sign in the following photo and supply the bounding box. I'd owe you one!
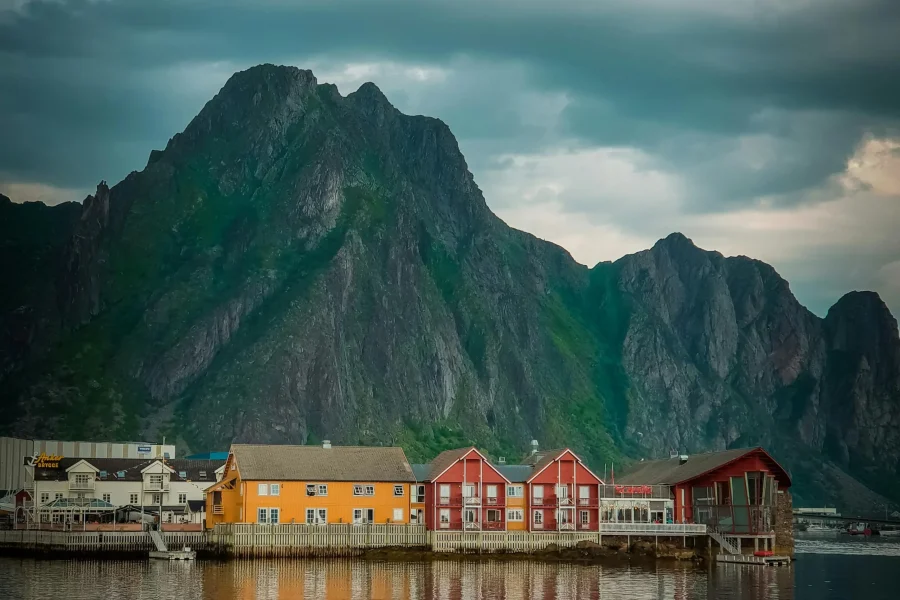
[32,453,63,468]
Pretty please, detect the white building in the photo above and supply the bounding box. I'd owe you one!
[24,457,223,526]
[1,436,176,493]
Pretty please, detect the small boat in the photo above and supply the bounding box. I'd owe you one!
[805,524,836,533]
[878,529,900,537]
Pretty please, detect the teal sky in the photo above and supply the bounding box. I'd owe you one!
[1,0,899,316]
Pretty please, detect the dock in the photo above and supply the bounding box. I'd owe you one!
[716,553,791,566]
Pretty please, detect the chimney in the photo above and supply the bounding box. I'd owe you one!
[530,440,539,456]
[679,455,689,464]
[322,440,331,449]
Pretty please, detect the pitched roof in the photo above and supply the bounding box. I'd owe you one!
[231,445,416,482]
[426,447,476,481]
[33,458,224,483]
[524,449,567,476]
[496,465,534,483]
[616,448,791,487]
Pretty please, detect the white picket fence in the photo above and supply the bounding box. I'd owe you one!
[212,523,428,557]
[0,529,209,553]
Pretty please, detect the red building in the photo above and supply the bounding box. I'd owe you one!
[617,447,791,536]
[421,447,510,531]
[524,449,604,532]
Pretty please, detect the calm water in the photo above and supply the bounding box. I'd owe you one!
[0,535,896,599]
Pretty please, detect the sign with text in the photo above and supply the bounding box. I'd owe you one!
[30,453,64,468]
[614,485,653,496]
[138,446,152,453]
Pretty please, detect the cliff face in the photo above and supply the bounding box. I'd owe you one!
[0,65,898,510]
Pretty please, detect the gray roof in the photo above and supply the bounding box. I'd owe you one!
[232,444,416,482]
[411,464,431,482]
[617,448,791,486]
[496,465,534,483]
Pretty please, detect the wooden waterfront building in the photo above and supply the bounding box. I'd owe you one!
[205,442,417,529]
[522,449,604,532]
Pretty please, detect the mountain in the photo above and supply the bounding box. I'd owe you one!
[1,65,898,511]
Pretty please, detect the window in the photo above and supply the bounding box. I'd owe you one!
[270,484,280,496]
[533,510,543,525]
[353,485,375,496]
[580,510,590,525]
[318,484,328,496]
[533,486,544,502]
[439,484,450,503]
[414,485,426,503]
[393,508,403,522]
[258,483,269,496]
[74,473,91,488]
[55,493,63,500]
[556,485,569,499]
[306,508,327,524]
[129,493,138,504]
[307,484,316,496]
[269,508,279,524]
[507,509,524,522]
[579,486,591,499]
[178,471,187,479]
[152,493,162,504]
[486,485,497,498]
[464,484,476,498]
[353,508,374,524]
[258,508,268,524]
[40,492,49,504]
[464,509,477,523]
[394,485,404,497]
[116,471,126,479]
[486,509,502,522]
[199,471,207,480]
[178,493,187,504]
[507,485,523,498]
[102,493,111,503]
[557,509,571,524]
[439,509,450,524]
[99,471,107,479]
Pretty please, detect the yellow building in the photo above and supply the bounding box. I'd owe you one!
[497,465,530,531]
[206,442,416,528]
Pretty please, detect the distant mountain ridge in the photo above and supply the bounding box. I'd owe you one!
[1,64,898,511]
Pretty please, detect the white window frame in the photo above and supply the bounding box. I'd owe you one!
[439,508,450,524]
[317,484,328,496]
[439,484,450,501]
[579,485,591,499]
[258,508,268,524]
[258,483,269,496]
[102,493,111,504]
[393,508,403,522]
[507,509,524,522]
[40,492,49,504]
[533,510,543,525]
[270,484,280,496]
[507,485,523,498]
[486,509,502,522]
[463,484,476,498]
[580,510,590,525]
[464,508,477,523]
[556,485,569,499]
[152,493,162,505]
[533,486,544,501]
[486,485,498,499]
[129,493,138,504]
[306,508,327,524]
[394,485,404,497]
[269,508,279,524]
[178,493,187,504]
[353,484,375,496]
[306,484,316,496]
[54,493,63,500]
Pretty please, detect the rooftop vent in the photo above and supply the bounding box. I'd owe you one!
[116,471,125,478]
[679,455,689,465]
[179,471,187,479]
[199,471,207,479]
[99,470,107,478]
[498,457,506,464]
[322,440,332,449]
[669,449,679,459]
[530,440,539,455]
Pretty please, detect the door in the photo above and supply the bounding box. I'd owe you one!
[730,476,750,534]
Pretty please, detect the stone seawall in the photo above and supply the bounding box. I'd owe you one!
[774,491,795,556]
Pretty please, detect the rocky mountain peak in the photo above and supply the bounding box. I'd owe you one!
[826,291,900,359]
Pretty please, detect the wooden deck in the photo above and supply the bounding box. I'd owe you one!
[716,553,791,566]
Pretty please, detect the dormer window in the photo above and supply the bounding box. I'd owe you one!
[179,471,187,479]
[199,470,207,479]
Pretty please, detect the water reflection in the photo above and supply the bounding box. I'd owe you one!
[0,557,801,600]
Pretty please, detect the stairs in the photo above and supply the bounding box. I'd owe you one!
[148,529,168,552]
[708,530,741,555]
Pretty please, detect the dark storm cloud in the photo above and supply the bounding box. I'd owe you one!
[1,0,899,201]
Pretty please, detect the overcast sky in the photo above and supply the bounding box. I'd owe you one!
[2,0,899,316]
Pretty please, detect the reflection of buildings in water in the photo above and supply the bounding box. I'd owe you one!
[711,563,794,600]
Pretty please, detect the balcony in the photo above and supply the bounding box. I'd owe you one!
[695,505,773,535]
[559,523,576,531]
[483,521,505,531]
[533,522,544,530]
[143,481,170,492]
[464,496,481,506]
[464,522,481,530]
[69,480,95,490]
[578,498,594,506]
[486,497,499,505]
[557,497,575,506]
[578,522,592,530]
